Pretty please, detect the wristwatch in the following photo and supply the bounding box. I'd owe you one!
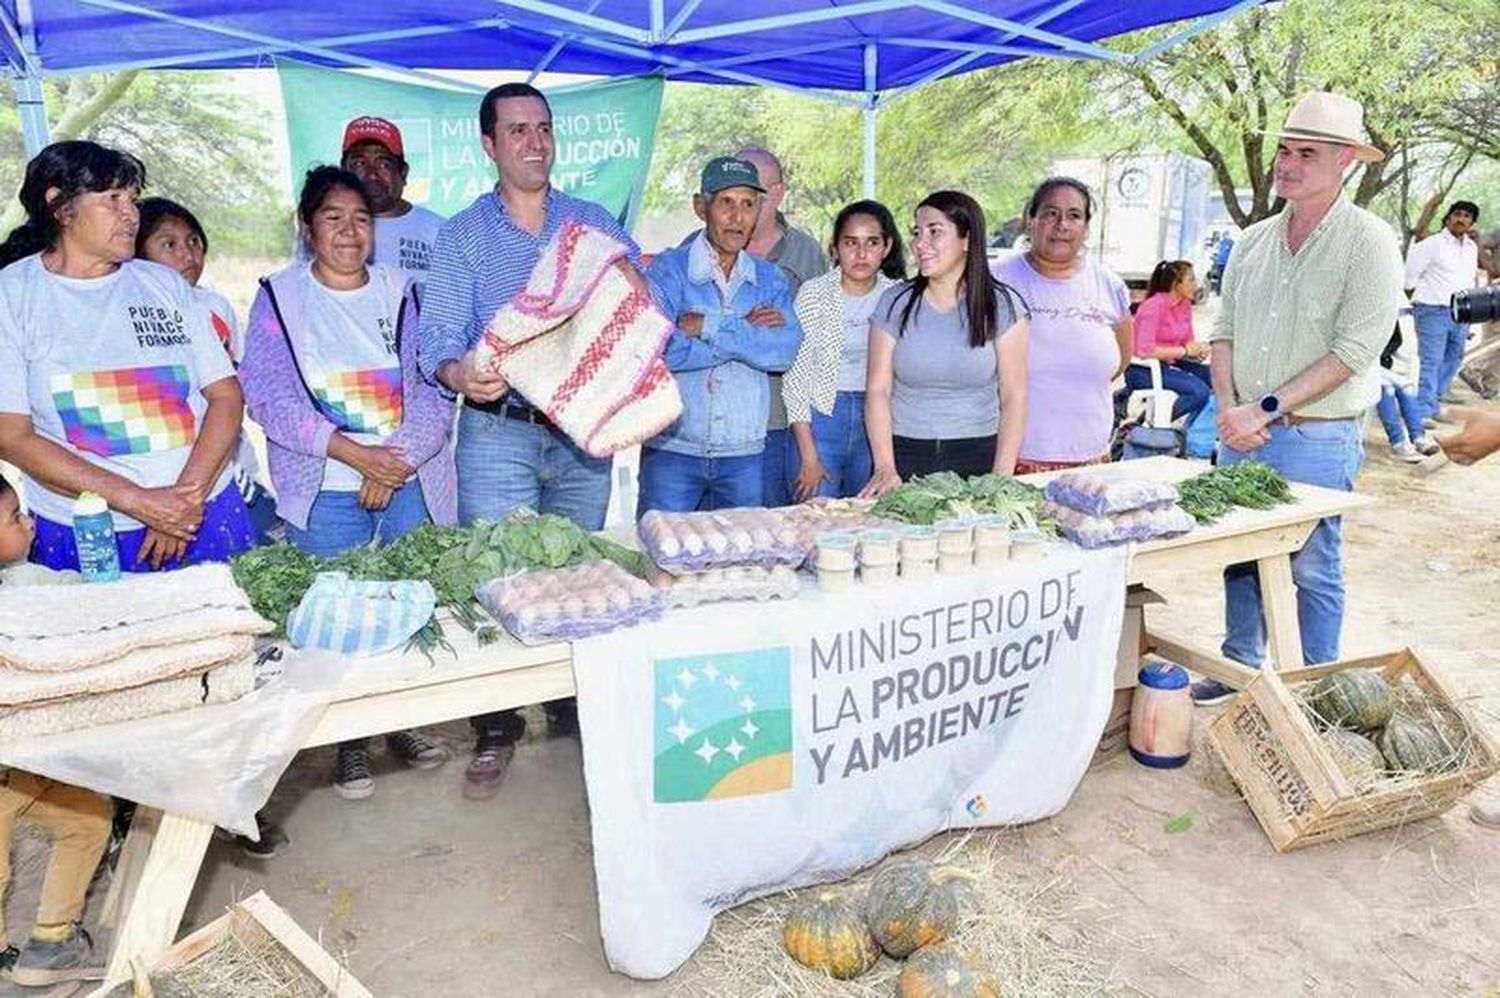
[1258,393,1282,418]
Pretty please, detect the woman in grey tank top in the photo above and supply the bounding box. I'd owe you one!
[861,191,1029,496]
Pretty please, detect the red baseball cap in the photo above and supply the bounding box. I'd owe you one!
[342,116,404,157]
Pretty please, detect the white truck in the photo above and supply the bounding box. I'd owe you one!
[1049,151,1215,290]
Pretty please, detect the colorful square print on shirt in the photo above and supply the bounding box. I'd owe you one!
[309,367,403,434]
[51,365,196,457]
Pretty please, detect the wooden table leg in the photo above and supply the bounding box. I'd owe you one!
[102,809,215,984]
[1256,554,1303,671]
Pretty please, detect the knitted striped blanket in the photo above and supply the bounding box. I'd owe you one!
[476,220,681,456]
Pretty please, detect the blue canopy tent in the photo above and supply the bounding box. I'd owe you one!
[0,1,1264,193]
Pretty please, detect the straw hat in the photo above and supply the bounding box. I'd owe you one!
[1270,92,1383,162]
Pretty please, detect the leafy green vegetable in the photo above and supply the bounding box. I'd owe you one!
[1164,812,1194,835]
[871,472,1055,532]
[231,510,652,645]
[1177,462,1295,524]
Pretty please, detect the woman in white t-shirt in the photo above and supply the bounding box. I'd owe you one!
[0,140,254,572]
[136,197,279,545]
[241,166,456,799]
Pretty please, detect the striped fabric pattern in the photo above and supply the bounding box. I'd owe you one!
[286,572,436,657]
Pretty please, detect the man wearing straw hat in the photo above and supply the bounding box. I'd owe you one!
[1191,92,1404,706]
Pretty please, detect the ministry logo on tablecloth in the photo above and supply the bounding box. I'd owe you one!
[653,648,792,803]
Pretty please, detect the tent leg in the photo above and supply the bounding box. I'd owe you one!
[17,73,49,156]
[862,104,877,200]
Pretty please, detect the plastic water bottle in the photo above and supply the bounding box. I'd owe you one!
[72,492,121,583]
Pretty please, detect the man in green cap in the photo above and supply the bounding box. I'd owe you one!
[638,156,804,513]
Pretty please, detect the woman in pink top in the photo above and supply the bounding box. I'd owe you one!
[1124,259,1212,424]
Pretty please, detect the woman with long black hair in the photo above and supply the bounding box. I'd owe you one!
[782,199,906,500]
[860,190,1028,496]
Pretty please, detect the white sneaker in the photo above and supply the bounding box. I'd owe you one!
[1391,441,1423,463]
[1412,435,1441,456]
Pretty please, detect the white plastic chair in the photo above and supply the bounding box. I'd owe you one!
[1125,358,1180,428]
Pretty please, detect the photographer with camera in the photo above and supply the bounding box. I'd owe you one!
[1405,202,1484,421]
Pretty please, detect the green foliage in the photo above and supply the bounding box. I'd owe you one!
[0,71,291,258]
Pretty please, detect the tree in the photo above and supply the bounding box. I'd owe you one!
[0,71,289,256]
[1104,0,1496,230]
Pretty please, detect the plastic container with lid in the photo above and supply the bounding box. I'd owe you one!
[72,492,121,583]
[900,557,936,581]
[857,529,900,567]
[937,551,973,575]
[898,525,939,561]
[1009,530,1050,563]
[973,546,1009,570]
[1129,660,1194,769]
[972,515,1012,550]
[861,562,898,585]
[815,532,858,572]
[818,567,856,593]
[937,521,973,555]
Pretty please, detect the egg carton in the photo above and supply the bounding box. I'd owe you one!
[651,564,800,608]
[476,561,666,645]
[638,508,810,575]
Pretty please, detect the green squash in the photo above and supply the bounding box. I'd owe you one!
[1320,728,1386,788]
[783,889,880,980]
[865,859,964,958]
[897,943,1001,998]
[1306,670,1394,731]
[1379,716,1454,774]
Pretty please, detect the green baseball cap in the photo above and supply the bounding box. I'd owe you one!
[700,156,765,196]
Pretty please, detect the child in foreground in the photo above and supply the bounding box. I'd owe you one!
[0,476,111,987]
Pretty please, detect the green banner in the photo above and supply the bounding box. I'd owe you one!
[277,61,663,225]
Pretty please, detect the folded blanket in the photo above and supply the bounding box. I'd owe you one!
[0,634,256,707]
[476,220,681,457]
[0,564,271,673]
[0,654,256,741]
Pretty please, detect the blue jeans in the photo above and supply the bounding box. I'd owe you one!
[1375,383,1424,446]
[284,481,430,558]
[788,391,874,500]
[1414,303,1468,419]
[637,447,762,515]
[761,428,792,508]
[454,406,611,530]
[1218,418,1363,668]
[1124,360,1213,424]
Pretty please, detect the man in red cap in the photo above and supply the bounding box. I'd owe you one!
[341,115,445,292]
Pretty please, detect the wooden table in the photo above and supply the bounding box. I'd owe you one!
[95,456,1370,988]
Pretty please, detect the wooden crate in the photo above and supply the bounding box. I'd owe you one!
[1207,649,1500,852]
[1091,687,1134,767]
[139,890,372,996]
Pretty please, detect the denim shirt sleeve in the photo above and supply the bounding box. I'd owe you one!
[417,220,474,390]
[647,252,734,372]
[712,267,804,373]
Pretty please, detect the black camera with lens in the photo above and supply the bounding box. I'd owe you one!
[1452,285,1500,324]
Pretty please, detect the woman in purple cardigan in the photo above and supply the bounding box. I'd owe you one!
[240,166,456,799]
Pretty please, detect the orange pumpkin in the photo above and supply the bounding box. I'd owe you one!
[897,943,1001,998]
[865,859,965,958]
[782,889,881,980]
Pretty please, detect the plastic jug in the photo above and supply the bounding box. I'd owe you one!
[1129,659,1193,769]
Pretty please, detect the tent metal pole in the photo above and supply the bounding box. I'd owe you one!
[862,44,877,201]
[15,0,48,155]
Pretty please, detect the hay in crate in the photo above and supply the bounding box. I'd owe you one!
[675,831,1105,997]
[1208,649,1499,851]
[146,911,328,997]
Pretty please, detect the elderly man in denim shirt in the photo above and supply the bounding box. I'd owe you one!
[639,157,803,513]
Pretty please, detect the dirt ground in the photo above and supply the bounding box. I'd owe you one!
[8,401,1500,997]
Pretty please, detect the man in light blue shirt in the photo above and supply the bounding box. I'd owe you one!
[417,81,643,800]
[640,157,803,513]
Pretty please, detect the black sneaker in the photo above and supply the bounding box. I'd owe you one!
[545,698,579,738]
[236,813,290,860]
[386,729,448,770]
[333,743,374,800]
[0,944,17,978]
[1190,678,1236,707]
[12,926,102,986]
